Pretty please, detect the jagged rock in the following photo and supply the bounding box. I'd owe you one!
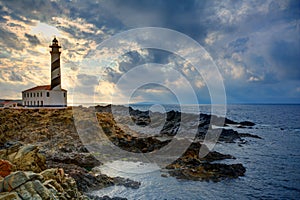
[0,143,46,173]
[166,142,245,181]
[47,160,140,193]
[0,168,88,199]
[97,112,171,153]
[0,159,13,178]
[239,133,262,139]
[87,194,127,200]
[0,106,257,196]
[197,128,240,143]
[2,171,30,192]
[240,121,255,126]
[159,110,181,136]
[113,177,141,189]
[0,191,21,200]
[48,152,101,170]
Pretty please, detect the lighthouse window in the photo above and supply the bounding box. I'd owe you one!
[47,92,50,97]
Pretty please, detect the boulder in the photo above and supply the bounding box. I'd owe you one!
[2,171,30,192]
[48,152,101,170]
[0,143,46,173]
[197,128,241,143]
[166,142,245,181]
[0,192,21,200]
[239,121,255,126]
[0,159,13,178]
[0,168,88,199]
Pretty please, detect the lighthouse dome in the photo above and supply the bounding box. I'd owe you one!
[52,37,58,43]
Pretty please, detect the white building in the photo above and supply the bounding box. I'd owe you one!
[2,101,18,108]
[22,38,67,107]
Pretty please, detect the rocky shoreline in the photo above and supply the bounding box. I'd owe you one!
[0,106,261,199]
[96,106,260,181]
[0,107,140,199]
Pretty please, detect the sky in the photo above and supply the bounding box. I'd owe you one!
[0,0,299,104]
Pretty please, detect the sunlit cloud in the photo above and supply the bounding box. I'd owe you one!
[31,22,61,39]
[0,0,299,103]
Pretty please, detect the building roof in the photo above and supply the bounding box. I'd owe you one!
[2,101,17,105]
[22,85,67,92]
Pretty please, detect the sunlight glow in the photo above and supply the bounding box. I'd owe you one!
[31,22,61,39]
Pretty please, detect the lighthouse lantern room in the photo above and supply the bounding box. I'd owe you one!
[22,38,67,107]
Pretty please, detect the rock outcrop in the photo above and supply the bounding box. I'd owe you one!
[0,169,88,199]
[0,159,13,178]
[0,108,140,199]
[166,142,246,181]
[0,106,260,197]
[0,142,46,173]
[97,112,171,153]
[96,111,249,181]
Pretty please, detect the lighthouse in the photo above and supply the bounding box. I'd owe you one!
[21,38,67,107]
[50,37,62,90]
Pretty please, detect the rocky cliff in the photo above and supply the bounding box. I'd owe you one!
[0,106,260,199]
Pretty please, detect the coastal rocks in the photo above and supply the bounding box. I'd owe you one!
[239,133,262,139]
[166,142,245,181]
[48,152,101,170]
[97,112,171,153]
[0,192,20,200]
[0,108,142,198]
[0,159,13,178]
[197,127,240,143]
[0,106,259,197]
[160,110,181,136]
[239,121,255,126]
[0,142,46,173]
[197,127,261,143]
[0,169,88,199]
[113,177,140,189]
[129,107,151,126]
[96,110,250,182]
[47,160,140,193]
[87,194,127,200]
[198,113,256,127]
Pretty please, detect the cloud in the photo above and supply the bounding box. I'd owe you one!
[24,33,41,45]
[0,0,299,103]
[77,74,98,86]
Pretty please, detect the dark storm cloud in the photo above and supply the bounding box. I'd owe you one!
[102,0,209,40]
[0,0,61,21]
[0,28,24,50]
[270,39,300,80]
[24,33,41,46]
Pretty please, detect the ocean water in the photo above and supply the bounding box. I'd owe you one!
[91,104,300,199]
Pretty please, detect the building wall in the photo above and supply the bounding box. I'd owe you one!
[22,90,67,107]
[3,103,18,108]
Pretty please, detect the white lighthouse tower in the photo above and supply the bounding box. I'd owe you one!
[22,38,67,107]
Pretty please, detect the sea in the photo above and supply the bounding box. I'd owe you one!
[87,104,300,200]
